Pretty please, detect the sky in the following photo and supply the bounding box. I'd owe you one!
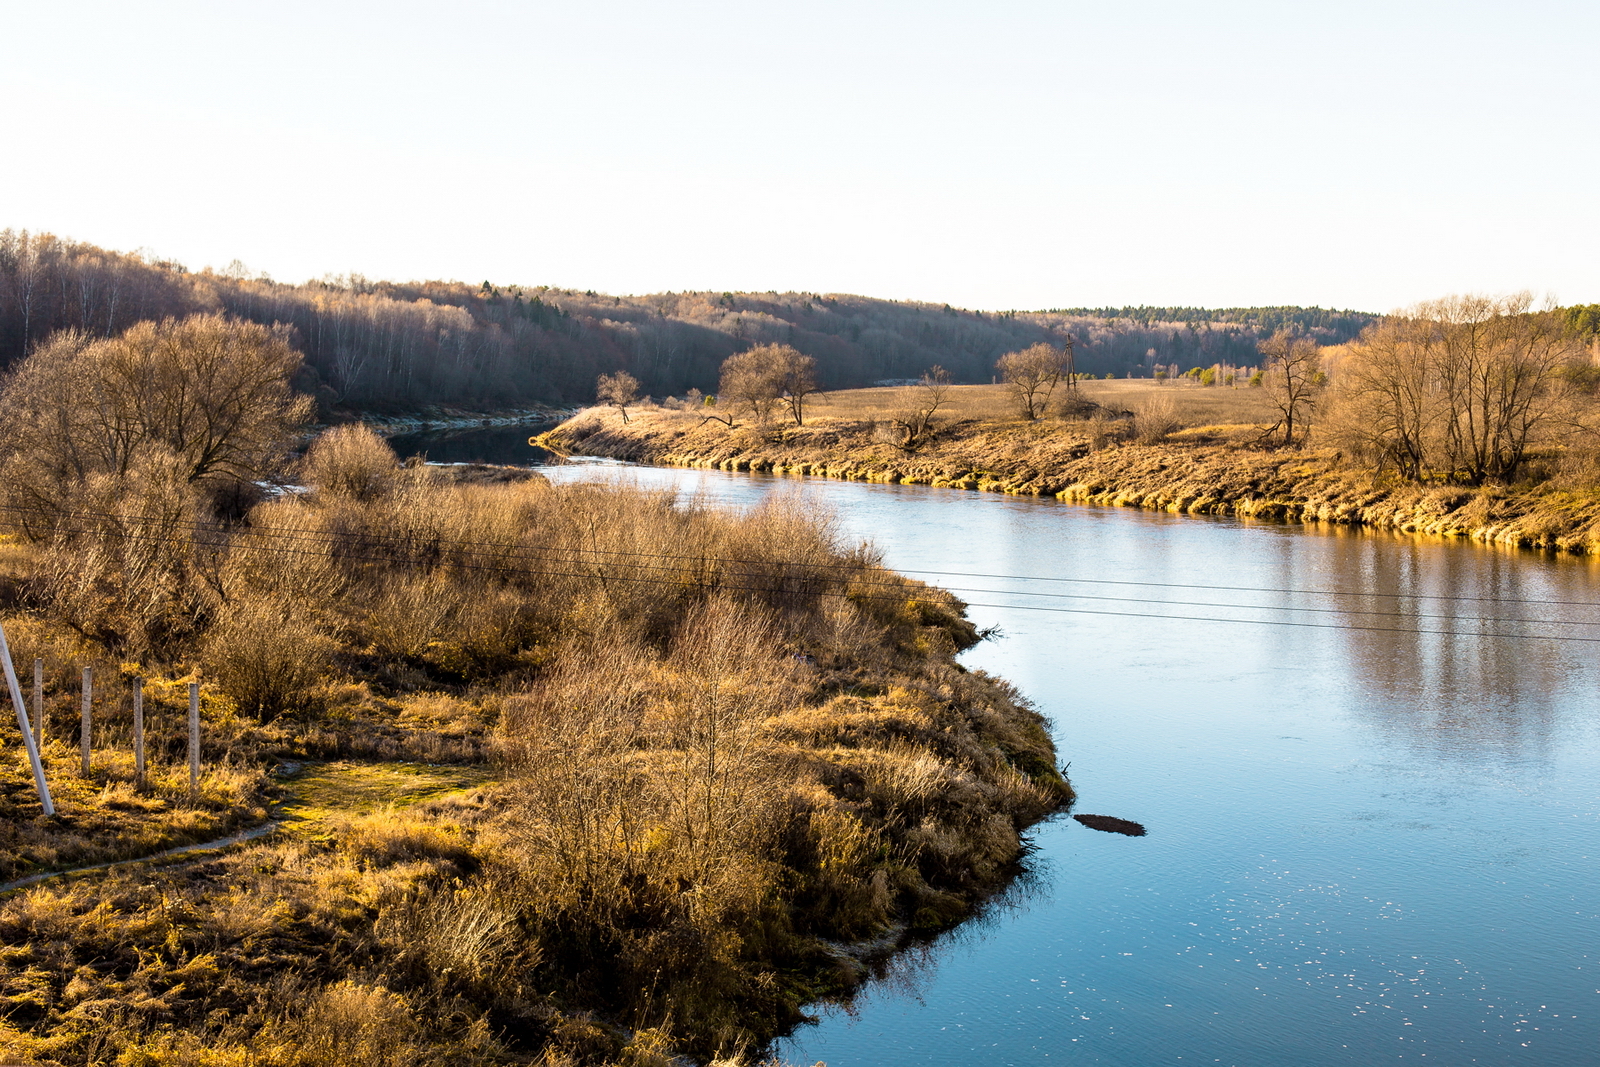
[2,0,1596,312]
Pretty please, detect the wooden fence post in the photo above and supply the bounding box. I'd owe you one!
[80,666,92,777]
[133,678,146,792]
[0,619,55,816]
[188,681,200,800]
[32,657,43,748]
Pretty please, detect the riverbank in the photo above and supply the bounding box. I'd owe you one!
[335,403,577,436]
[541,406,1600,554]
[0,457,1071,1066]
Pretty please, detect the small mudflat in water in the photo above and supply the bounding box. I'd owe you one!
[1073,813,1147,836]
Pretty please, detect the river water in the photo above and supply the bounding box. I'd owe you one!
[403,432,1600,1066]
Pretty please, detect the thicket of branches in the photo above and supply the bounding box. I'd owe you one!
[1322,294,1594,484]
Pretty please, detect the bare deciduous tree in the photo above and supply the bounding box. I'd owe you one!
[716,346,786,427]
[596,370,641,422]
[0,314,311,529]
[887,365,954,449]
[776,347,819,426]
[1257,328,1322,447]
[995,343,1068,420]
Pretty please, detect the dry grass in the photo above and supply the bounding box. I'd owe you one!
[811,379,1278,430]
[0,435,1071,1065]
[1076,379,1279,428]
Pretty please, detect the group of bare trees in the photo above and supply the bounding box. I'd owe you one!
[1247,294,1593,483]
[0,314,310,527]
[1322,294,1587,484]
[0,313,312,652]
[695,344,818,428]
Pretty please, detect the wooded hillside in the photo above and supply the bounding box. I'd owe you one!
[1,229,1375,410]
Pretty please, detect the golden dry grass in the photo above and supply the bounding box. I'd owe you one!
[0,446,1071,1065]
[808,379,1279,430]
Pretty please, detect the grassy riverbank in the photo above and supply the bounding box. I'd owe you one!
[542,383,1600,553]
[0,446,1070,1066]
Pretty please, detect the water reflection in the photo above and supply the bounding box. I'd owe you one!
[388,422,563,466]
[813,841,1063,1020]
[489,441,1600,1065]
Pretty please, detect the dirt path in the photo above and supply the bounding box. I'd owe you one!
[0,759,495,897]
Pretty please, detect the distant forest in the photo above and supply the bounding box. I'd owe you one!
[0,230,1380,411]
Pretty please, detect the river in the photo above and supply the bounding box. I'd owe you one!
[399,430,1600,1065]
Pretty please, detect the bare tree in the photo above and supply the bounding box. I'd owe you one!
[776,347,819,426]
[0,314,311,529]
[1326,294,1581,483]
[888,365,955,449]
[597,370,641,422]
[1257,328,1322,446]
[995,343,1068,419]
[717,346,786,427]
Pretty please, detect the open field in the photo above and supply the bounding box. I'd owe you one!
[810,380,1280,430]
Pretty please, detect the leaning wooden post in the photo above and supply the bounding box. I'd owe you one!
[133,678,146,792]
[188,681,200,800]
[80,666,92,777]
[32,657,43,748]
[0,620,55,816]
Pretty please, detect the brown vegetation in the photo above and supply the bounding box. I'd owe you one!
[0,318,1071,1063]
[0,229,1373,410]
[542,341,1600,554]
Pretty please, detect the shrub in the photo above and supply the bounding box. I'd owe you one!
[1133,395,1181,443]
[274,981,423,1067]
[203,596,331,721]
[300,424,398,500]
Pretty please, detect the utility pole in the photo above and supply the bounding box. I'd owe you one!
[133,678,146,792]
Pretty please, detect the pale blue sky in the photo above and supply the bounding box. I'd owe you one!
[2,0,1595,311]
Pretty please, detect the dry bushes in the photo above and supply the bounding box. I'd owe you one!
[299,422,400,499]
[0,435,1069,1064]
[0,826,514,1067]
[204,596,332,721]
[492,576,1066,1056]
[1132,394,1181,444]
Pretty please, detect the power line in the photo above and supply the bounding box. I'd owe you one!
[3,499,1598,611]
[4,506,1600,644]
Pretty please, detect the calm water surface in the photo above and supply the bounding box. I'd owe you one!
[438,433,1600,1065]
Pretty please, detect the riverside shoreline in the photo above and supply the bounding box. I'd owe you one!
[338,404,577,436]
[541,406,1600,554]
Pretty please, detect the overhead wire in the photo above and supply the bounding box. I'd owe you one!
[4,502,1600,643]
[3,499,1599,610]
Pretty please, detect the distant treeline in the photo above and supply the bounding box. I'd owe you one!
[2,229,1381,410]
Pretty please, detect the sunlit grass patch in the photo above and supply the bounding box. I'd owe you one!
[275,760,495,839]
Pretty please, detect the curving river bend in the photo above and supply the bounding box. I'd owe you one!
[404,429,1600,1065]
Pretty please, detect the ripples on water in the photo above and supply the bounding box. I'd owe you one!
[412,433,1600,1065]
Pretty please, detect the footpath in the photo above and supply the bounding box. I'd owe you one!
[0,760,492,896]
